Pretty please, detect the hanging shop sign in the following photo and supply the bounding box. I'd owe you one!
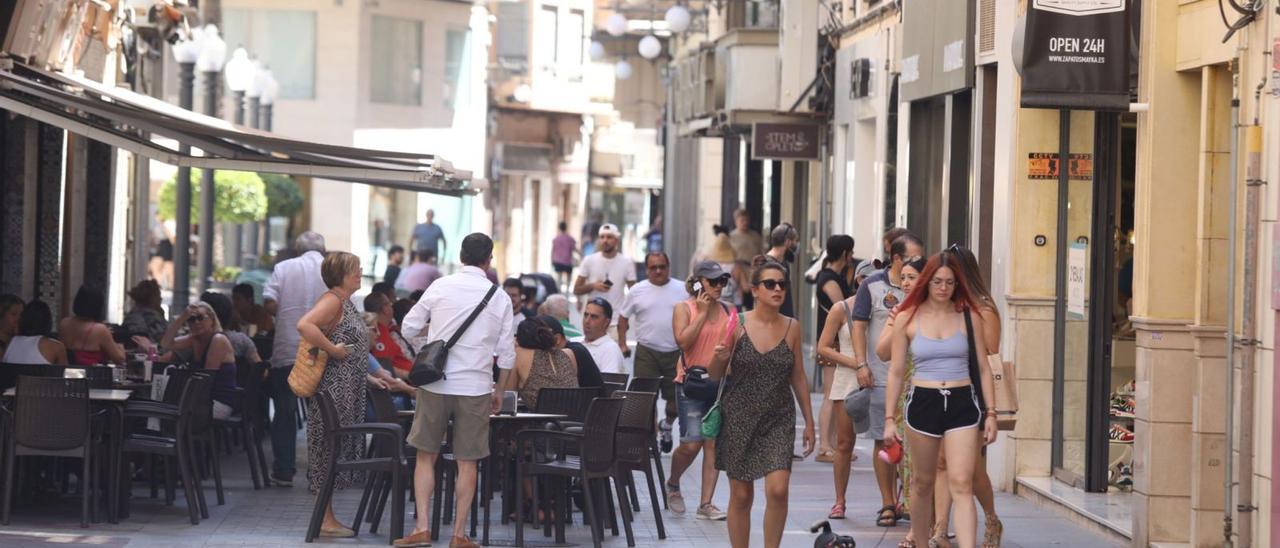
[1027,152,1093,180]
[1017,0,1131,110]
[1068,242,1087,319]
[752,123,821,161]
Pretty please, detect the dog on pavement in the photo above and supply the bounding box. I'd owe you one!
[810,519,856,547]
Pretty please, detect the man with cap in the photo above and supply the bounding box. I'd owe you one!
[573,223,636,346]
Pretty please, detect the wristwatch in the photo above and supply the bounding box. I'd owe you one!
[854,362,868,371]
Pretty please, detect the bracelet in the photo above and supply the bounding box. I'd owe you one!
[854,362,868,371]
[884,415,896,422]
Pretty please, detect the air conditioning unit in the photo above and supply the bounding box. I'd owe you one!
[850,57,871,98]
[976,0,996,64]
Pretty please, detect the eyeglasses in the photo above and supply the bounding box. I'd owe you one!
[704,277,729,288]
[756,279,788,291]
[930,278,956,287]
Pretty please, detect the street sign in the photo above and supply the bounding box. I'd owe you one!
[752,123,821,161]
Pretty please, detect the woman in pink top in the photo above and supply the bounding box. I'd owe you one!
[550,222,578,292]
[665,260,739,521]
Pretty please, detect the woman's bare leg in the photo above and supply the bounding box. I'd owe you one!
[907,430,941,546]
[819,366,835,454]
[935,444,952,537]
[942,428,981,548]
[832,401,855,506]
[700,439,720,506]
[762,470,791,548]
[727,479,753,547]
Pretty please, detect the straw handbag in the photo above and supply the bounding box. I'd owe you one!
[989,356,1019,431]
[289,293,343,398]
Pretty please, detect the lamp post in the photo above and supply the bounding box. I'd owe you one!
[246,61,263,129]
[171,28,202,310]
[197,25,227,291]
[260,71,277,132]
[223,47,253,267]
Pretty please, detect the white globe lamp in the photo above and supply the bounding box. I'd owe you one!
[589,40,607,61]
[223,47,254,92]
[638,35,661,60]
[665,5,692,33]
[195,25,227,72]
[615,59,633,80]
[606,13,628,37]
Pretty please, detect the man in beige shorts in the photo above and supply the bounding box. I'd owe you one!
[396,234,516,548]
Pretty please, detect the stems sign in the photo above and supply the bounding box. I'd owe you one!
[752,123,821,161]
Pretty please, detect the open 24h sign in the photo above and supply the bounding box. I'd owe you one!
[752,123,822,161]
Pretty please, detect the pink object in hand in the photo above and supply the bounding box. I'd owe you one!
[878,441,903,465]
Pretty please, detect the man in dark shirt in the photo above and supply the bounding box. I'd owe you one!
[384,245,405,288]
[536,316,601,387]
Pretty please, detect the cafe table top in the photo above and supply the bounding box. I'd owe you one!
[2,387,133,402]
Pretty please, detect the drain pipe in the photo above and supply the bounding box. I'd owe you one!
[1237,122,1262,548]
[1223,61,1239,548]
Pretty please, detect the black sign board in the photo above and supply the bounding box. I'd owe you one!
[752,123,821,161]
[1019,0,1130,110]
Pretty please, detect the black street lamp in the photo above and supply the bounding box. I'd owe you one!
[170,30,201,310]
[196,25,228,293]
[260,70,277,132]
[224,47,254,267]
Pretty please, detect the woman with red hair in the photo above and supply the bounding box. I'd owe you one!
[883,251,997,548]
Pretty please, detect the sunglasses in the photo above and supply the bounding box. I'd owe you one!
[756,279,788,291]
[187,315,206,324]
[704,277,729,288]
[647,263,670,270]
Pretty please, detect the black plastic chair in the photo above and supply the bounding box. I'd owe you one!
[622,377,668,506]
[1,376,98,528]
[515,397,632,548]
[612,391,666,539]
[599,372,629,386]
[600,382,625,397]
[304,389,406,544]
[354,387,416,536]
[122,374,212,524]
[625,377,661,394]
[215,361,271,489]
[534,387,598,425]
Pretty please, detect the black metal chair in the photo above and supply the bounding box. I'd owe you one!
[122,373,212,524]
[612,391,666,538]
[304,389,406,544]
[1,376,99,528]
[599,372,629,386]
[515,397,632,548]
[215,360,271,489]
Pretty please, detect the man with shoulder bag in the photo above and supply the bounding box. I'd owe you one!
[396,234,516,548]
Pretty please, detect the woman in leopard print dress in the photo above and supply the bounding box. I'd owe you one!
[297,252,371,538]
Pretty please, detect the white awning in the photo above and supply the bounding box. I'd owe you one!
[0,62,477,196]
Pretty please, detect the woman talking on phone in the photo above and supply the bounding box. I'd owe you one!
[296,252,371,538]
[883,251,997,548]
[665,260,740,520]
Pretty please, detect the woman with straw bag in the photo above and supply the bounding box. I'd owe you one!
[296,252,370,538]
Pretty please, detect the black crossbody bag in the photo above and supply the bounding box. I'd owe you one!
[408,284,499,387]
[962,307,988,412]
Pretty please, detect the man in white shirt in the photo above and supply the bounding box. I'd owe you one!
[581,297,626,375]
[261,231,328,487]
[573,223,636,340]
[396,233,514,548]
[618,252,687,450]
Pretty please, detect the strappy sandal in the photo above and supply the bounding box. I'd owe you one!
[930,523,953,548]
[897,538,917,548]
[816,449,835,463]
[828,502,846,519]
[982,515,1004,547]
[876,505,899,527]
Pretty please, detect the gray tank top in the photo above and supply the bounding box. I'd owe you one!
[909,324,970,382]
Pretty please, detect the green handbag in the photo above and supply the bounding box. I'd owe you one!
[700,321,740,439]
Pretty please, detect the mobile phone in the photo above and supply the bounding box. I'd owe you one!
[693,281,704,294]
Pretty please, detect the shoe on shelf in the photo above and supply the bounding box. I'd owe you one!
[696,503,727,521]
[666,483,686,514]
[1109,424,1134,443]
[1109,395,1135,418]
[1115,379,1135,397]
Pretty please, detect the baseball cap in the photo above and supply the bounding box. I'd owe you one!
[692,260,730,281]
[598,223,620,237]
[854,258,880,279]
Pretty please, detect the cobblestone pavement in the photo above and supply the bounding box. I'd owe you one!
[0,399,1124,547]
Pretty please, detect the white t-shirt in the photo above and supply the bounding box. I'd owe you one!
[619,279,687,352]
[578,252,637,325]
[583,335,627,375]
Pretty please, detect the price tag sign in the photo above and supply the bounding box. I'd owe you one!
[1067,242,1087,319]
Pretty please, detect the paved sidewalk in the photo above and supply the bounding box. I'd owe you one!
[0,400,1124,547]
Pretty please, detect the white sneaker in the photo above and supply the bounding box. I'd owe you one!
[665,484,686,513]
[696,503,727,521]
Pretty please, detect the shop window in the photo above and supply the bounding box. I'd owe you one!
[370,16,423,105]
[536,6,558,73]
[496,3,529,74]
[444,29,471,110]
[222,9,317,100]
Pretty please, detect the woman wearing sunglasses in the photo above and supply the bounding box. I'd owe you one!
[708,262,815,548]
[155,301,239,420]
[666,260,739,520]
[883,252,998,548]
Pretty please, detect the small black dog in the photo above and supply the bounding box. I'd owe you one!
[810,519,856,548]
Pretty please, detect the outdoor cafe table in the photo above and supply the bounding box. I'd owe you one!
[485,413,569,546]
[2,387,133,523]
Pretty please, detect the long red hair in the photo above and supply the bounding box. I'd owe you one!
[898,251,982,319]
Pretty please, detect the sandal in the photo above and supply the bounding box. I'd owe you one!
[982,515,1003,548]
[898,539,917,548]
[828,502,846,519]
[876,505,899,527]
[816,450,835,463]
[930,523,953,548]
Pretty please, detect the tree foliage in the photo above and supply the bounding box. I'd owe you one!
[261,173,305,218]
[158,169,267,223]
